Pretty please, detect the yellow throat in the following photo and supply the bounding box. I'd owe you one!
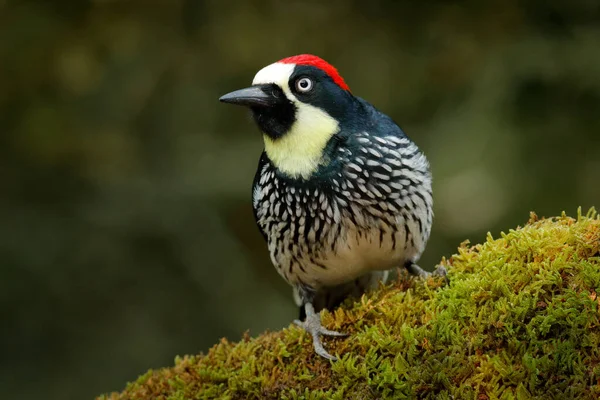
[263,102,339,180]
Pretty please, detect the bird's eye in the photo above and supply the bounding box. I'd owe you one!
[295,77,313,93]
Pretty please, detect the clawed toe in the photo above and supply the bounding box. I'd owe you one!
[433,265,449,284]
[294,318,347,360]
[405,261,449,285]
[318,326,348,337]
[294,319,347,337]
[294,303,347,361]
[404,261,430,278]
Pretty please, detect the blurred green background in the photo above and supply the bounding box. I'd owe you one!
[1,0,599,398]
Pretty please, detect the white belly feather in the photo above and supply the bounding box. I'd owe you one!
[266,211,425,289]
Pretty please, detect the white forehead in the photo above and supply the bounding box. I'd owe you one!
[252,62,295,88]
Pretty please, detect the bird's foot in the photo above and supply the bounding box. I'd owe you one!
[404,261,430,278]
[294,303,347,361]
[405,261,449,284]
[433,264,449,282]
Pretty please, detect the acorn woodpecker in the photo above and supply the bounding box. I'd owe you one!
[220,54,437,360]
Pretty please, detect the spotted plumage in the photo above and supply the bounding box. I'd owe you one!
[252,129,432,290]
[220,54,436,360]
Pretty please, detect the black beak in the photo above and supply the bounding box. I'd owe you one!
[219,85,280,107]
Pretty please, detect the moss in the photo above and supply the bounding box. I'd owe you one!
[99,209,600,400]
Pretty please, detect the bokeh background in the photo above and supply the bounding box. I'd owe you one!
[1,1,599,398]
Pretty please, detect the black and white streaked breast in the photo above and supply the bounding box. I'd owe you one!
[252,132,433,290]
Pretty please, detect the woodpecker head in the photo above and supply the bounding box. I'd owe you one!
[220,54,356,179]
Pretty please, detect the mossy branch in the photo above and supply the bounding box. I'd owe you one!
[100,209,600,400]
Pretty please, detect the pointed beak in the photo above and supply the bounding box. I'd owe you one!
[219,85,280,107]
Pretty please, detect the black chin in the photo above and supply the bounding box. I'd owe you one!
[251,90,296,140]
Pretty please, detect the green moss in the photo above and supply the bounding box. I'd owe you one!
[99,209,600,399]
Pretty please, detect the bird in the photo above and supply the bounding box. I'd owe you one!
[219,54,438,360]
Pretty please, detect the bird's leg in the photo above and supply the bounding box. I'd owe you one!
[293,287,347,361]
[404,260,430,278]
[405,260,448,282]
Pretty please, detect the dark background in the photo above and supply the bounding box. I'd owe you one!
[1,1,599,399]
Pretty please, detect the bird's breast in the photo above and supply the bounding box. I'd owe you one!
[253,132,433,290]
